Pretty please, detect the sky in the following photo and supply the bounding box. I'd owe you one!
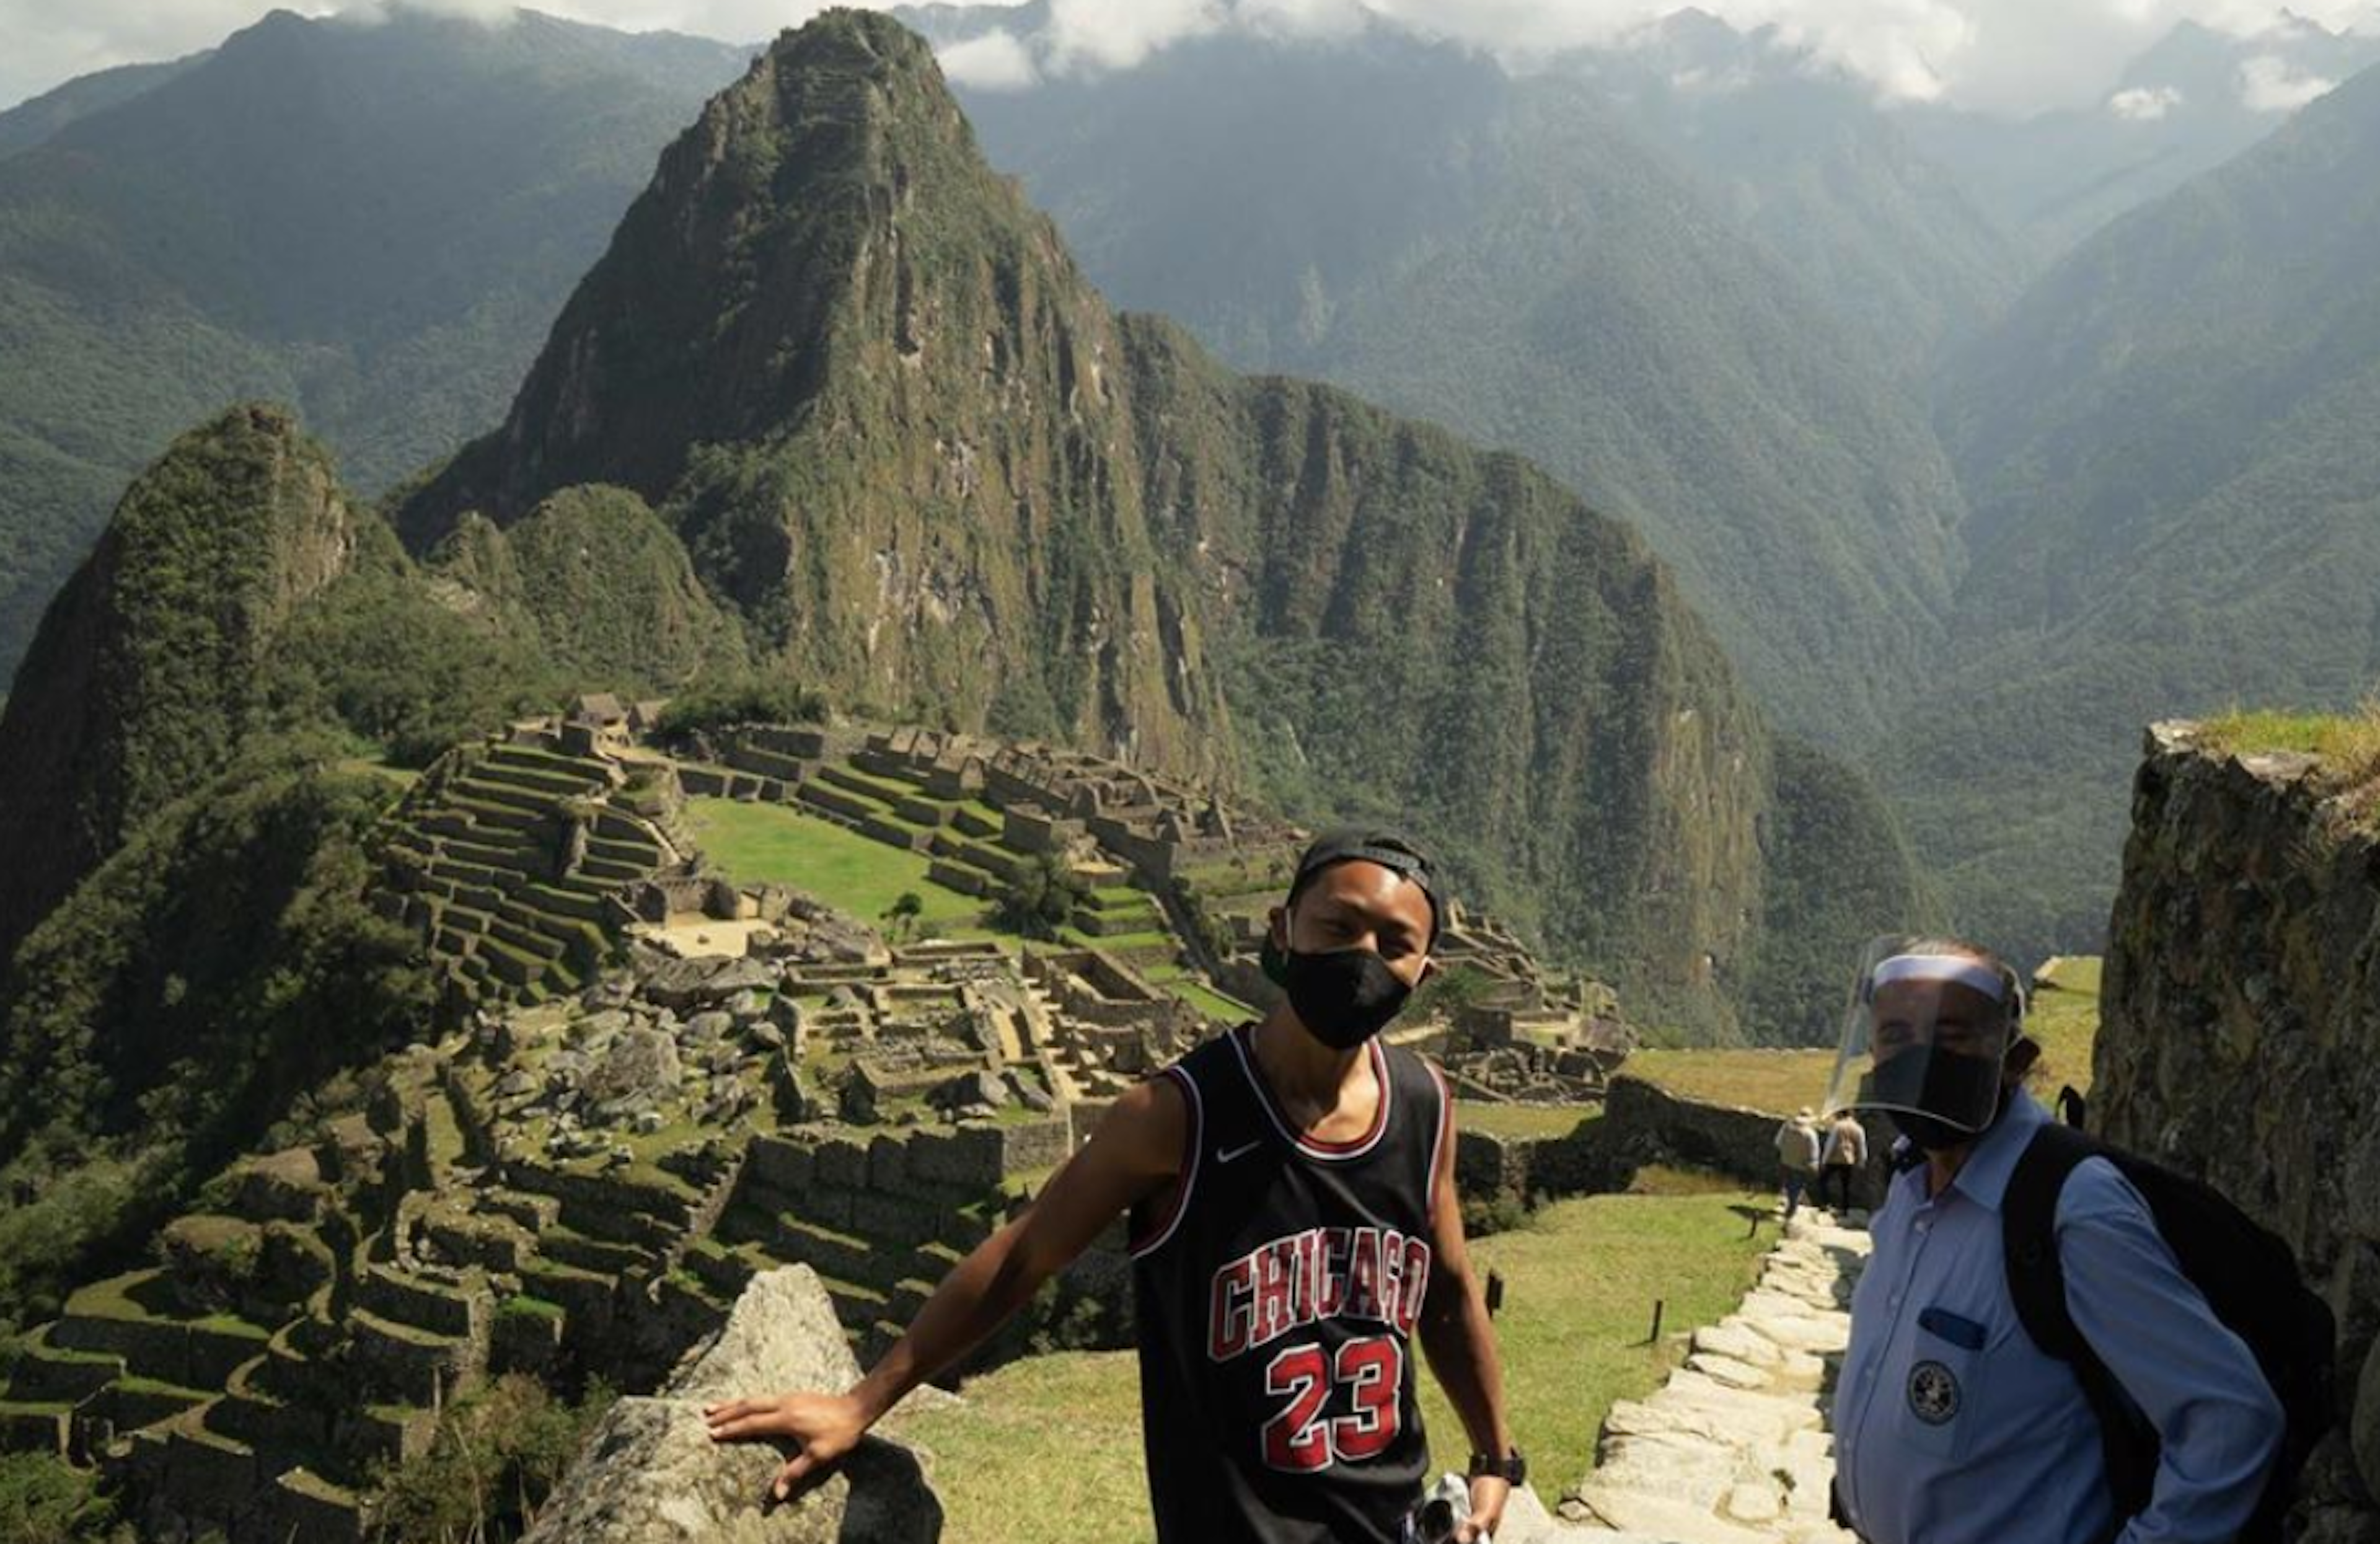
[2,0,2376,115]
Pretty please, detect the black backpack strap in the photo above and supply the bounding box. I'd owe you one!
[2003,1123,2159,1532]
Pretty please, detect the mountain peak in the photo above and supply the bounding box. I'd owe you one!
[395,6,1002,545]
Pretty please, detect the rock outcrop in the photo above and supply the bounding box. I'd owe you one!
[526,1266,943,1543]
[2096,721,2380,1541]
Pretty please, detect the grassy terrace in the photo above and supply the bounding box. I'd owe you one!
[904,1173,1771,1542]
[686,798,994,939]
[2025,956,2101,1096]
[1628,1048,1835,1116]
[1458,1101,1599,1141]
[684,794,1254,1024]
[1629,955,2102,1112]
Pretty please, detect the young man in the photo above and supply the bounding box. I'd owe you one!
[705,830,1520,1543]
[1830,938,2281,1544]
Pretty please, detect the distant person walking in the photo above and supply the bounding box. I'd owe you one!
[1821,1109,1867,1212]
[1775,1107,1821,1219]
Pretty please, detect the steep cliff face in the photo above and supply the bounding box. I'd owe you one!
[400,11,1224,779]
[0,404,356,963]
[2096,721,2380,1537]
[349,9,1914,1034]
[1119,324,1773,1023]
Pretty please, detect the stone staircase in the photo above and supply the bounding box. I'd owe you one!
[1548,1212,1871,1544]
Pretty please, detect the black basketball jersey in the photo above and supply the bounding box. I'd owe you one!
[1128,1021,1450,1544]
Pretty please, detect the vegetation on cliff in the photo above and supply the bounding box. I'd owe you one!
[390,11,1919,1036]
[0,740,427,1327]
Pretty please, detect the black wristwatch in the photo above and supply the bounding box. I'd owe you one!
[1466,1447,1526,1486]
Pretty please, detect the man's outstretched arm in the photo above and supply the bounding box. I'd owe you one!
[704,1074,1186,1499]
[1416,1092,1514,1543]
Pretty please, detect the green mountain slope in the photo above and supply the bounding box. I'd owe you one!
[0,6,749,682]
[928,23,1966,749]
[397,10,1920,1034]
[0,406,359,958]
[1913,56,2380,956]
[0,52,208,157]
[1564,10,2024,379]
[1902,17,2380,262]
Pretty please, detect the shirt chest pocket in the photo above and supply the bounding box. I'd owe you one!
[1897,1306,1998,1461]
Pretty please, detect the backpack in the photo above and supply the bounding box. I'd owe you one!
[2002,1119,2337,1543]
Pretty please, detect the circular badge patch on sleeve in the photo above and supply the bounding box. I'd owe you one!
[1908,1360,1961,1425]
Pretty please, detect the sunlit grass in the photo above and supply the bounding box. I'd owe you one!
[902,1181,1770,1542]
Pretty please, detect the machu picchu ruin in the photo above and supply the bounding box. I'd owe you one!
[0,702,1635,1541]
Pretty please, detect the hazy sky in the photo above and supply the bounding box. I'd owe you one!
[2,0,2374,115]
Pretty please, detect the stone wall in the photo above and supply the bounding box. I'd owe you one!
[1452,1079,1890,1215]
[2095,723,2380,1542]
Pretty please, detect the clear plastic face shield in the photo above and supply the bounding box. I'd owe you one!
[1823,937,2025,1140]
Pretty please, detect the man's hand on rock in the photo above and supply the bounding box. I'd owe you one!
[1458,1475,1509,1542]
[702,1390,868,1502]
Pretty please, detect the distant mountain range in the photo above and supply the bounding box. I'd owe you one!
[0,7,749,677]
[6,1,2378,967]
[1910,51,2380,955]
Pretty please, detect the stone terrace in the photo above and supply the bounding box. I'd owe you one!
[374,722,689,1002]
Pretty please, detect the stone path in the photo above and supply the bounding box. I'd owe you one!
[1501,1210,1872,1544]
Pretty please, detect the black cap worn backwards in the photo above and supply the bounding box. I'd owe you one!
[1286,827,1444,946]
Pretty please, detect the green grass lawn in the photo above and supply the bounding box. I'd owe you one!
[902,1182,1770,1541]
[1631,956,2100,1110]
[2025,956,2100,1096]
[684,798,994,939]
[1627,1049,1835,1116]
[1457,1102,1599,1140]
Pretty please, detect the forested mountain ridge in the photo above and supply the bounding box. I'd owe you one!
[926,20,1968,749]
[1908,53,2380,958]
[0,5,750,681]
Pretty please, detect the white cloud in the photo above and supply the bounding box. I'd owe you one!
[2238,51,2337,109]
[939,27,1039,89]
[2108,82,2184,117]
[1042,0,1228,72]
[5,0,2379,115]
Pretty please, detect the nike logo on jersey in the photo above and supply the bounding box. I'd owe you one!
[1217,1139,1265,1165]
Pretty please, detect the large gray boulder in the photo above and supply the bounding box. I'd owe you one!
[524,1268,943,1542]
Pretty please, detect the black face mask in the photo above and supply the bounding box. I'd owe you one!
[1873,1051,2011,1152]
[1279,946,1412,1050]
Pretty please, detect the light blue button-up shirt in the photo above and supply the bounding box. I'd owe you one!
[1835,1089,2282,1544]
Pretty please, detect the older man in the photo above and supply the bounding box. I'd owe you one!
[1828,937,2283,1544]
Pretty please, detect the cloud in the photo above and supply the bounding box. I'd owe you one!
[2238,52,2337,110]
[2108,82,2184,117]
[939,28,1039,89]
[1042,0,1228,71]
[6,0,2379,117]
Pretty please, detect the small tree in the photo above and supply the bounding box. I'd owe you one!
[991,853,1090,942]
[881,890,924,942]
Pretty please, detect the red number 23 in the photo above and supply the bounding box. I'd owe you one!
[1261,1336,1402,1471]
